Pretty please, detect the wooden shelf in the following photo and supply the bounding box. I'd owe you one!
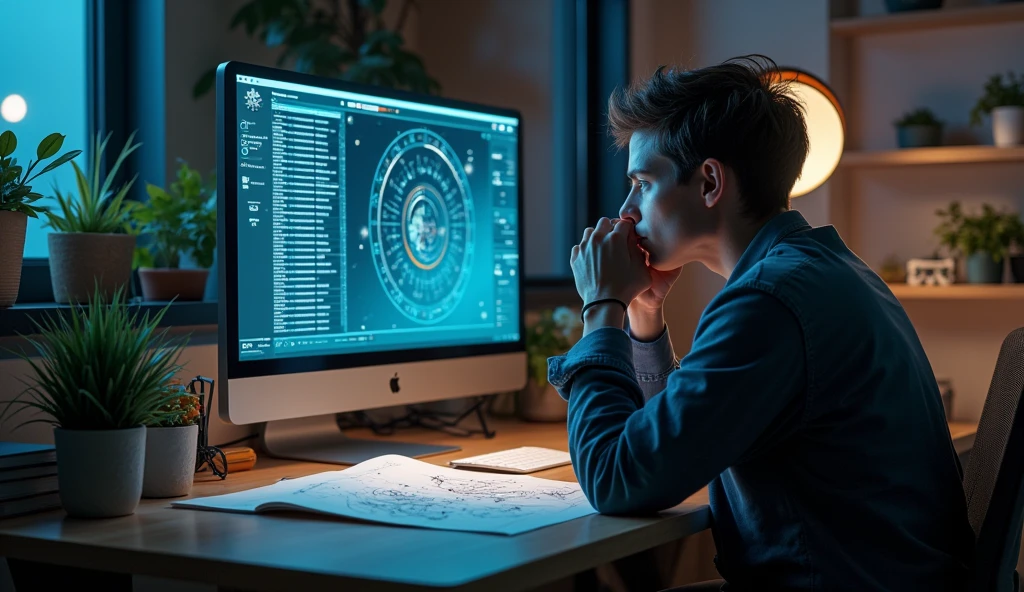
[839,145,1024,168]
[831,3,1024,37]
[887,284,1024,300]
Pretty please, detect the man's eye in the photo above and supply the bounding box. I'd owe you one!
[637,180,649,190]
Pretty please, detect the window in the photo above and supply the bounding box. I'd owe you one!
[5,0,89,259]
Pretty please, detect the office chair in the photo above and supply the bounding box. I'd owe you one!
[963,327,1024,592]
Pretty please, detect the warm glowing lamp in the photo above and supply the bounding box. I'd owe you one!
[777,69,845,198]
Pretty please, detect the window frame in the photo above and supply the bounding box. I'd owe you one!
[16,0,167,305]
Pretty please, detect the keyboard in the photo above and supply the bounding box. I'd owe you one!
[448,446,572,474]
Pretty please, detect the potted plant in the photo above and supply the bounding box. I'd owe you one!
[935,202,1019,284]
[132,161,217,301]
[893,108,943,148]
[879,254,906,284]
[142,384,200,498]
[970,72,1024,147]
[43,131,141,304]
[0,131,80,307]
[1006,214,1024,283]
[193,0,440,98]
[519,307,582,422]
[0,286,188,518]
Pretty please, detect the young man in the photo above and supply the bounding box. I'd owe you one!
[548,56,974,591]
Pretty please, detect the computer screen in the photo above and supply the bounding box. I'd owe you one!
[229,68,521,363]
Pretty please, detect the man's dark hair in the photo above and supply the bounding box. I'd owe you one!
[608,55,810,221]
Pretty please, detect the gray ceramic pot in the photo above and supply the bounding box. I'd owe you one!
[54,426,145,518]
[965,252,1003,284]
[142,424,199,498]
[48,233,135,303]
[896,125,942,148]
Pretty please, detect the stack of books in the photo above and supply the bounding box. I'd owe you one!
[0,442,60,518]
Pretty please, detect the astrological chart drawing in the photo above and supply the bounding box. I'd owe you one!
[174,455,597,536]
[288,455,595,534]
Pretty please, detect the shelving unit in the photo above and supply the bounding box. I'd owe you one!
[831,2,1024,37]
[840,145,1024,168]
[887,284,1024,301]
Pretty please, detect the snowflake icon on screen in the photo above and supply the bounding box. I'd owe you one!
[244,88,262,111]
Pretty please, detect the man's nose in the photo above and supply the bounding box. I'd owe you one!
[619,199,639,224]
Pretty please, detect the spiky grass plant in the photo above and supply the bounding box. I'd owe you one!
[44,131,141,234]
[2,286,189,430]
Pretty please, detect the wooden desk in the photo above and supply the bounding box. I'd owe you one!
[0,418,711,592]
[0,417,980,592]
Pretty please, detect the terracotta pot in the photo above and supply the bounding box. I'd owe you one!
[517,380,568,422]
[138,268,210,301]
[0,211,27,308]
[48,233,135,303]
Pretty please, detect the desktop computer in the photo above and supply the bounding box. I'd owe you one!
[215,61,526,465]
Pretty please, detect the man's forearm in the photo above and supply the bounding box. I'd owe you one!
[627,304,665,343]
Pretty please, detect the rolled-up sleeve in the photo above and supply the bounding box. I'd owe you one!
[630,327,679,401]
[547,286,806,515]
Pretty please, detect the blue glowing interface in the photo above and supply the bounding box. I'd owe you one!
[234,74,520,360]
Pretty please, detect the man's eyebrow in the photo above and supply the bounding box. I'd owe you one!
[627,168,652,178]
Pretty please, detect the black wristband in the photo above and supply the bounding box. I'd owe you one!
[580,298,628,323]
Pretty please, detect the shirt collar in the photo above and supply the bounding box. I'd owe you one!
[729,210,812,281]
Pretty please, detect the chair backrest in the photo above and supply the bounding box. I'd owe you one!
[963,327,1024,592]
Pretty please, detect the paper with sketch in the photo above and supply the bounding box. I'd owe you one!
[172,454,597,535]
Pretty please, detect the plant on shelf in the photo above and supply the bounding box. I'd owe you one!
[0,131,81,308]
[0,286,188,518]
[43,131,142,304]
[893,108,943,148]
[970,72,1024,147]
[1006,214,1024,284]
[193,0,440,98]
[132,160,217,302]
[934,201,1021,284]
[143,384,202,499]
[520,307,582,422]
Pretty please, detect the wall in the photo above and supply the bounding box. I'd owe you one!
[415,0,558,277]
[631,0,833,355]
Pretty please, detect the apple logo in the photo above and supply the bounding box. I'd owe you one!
[389,373,400,394]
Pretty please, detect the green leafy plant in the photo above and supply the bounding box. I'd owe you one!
[133,161,217,269]
[44,131,141,234]
[970,72,1024,125]
[526,307,582,386]
[0,286,189,431]
[894,108,942,128]
[0,130,81,218]
[193,0,440,98]
[935,201,1023,262]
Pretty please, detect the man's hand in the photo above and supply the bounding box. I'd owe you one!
[628,265,683,342]
[571,218,650,331]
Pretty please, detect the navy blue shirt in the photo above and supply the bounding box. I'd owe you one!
[548,211,973,591]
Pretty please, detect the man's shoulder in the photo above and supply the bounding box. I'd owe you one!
[724,226,872,309]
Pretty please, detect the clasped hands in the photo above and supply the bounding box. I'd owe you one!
[571,218,682,339]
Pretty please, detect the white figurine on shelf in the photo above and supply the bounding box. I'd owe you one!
[906,258,956,286]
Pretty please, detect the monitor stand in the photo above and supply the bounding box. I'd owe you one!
[258,414,460,465]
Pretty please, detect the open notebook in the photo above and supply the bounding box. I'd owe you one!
[172,454,596,535]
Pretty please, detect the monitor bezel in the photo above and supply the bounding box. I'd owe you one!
[217,60,526,381]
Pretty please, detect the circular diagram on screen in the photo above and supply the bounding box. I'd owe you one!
[369,129,475,324]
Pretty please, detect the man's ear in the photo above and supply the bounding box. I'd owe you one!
[699,158,726,208]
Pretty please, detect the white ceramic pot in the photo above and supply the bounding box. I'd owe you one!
[992,106,1024,147]
[54,426,145,518]
[142,424,199,498]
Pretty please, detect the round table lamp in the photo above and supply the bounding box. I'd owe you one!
[777,69,845,198]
